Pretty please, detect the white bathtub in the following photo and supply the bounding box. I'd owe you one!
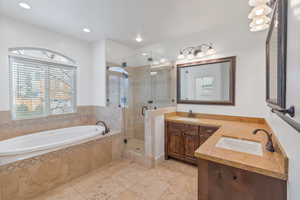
[0,125,115,166]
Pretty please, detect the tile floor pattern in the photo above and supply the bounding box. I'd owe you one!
[125,138,145,154]
[31,159,197,200]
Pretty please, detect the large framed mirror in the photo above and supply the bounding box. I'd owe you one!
[266,0,287,110]
[177,56,236,105]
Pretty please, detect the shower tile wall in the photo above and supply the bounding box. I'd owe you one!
[93,106,123,131]
[0,106,123,141]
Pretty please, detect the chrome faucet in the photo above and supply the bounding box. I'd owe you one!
[96,121,110,135]
[252,129,275,152]
[188,110,194,118]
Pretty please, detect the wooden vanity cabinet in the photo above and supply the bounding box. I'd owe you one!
[198,159,287,200]
[165,122,218,165]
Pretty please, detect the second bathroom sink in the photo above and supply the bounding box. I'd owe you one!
[215,136,263,156]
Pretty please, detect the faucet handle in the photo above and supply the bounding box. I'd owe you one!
[188,110,194,118]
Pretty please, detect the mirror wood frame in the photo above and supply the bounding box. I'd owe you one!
[176,56,236,105]
[266,0,287,110]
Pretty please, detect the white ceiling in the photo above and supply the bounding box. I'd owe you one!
[0,0,251,48]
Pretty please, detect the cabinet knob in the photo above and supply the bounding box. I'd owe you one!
[233,175,237,180]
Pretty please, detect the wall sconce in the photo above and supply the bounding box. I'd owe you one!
[177,43,216,60]
[248,0,274,32]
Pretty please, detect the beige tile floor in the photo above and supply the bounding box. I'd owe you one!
[31,159,198,200]
[126,138,145,154]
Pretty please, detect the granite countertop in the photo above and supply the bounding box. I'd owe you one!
[165,113,288,180]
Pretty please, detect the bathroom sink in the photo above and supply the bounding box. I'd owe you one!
[175,117,199,122]
[215,137,263,156]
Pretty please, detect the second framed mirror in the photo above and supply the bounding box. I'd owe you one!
[177,56,236,105]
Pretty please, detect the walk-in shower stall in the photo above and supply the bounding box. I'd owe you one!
[106,54,176,158]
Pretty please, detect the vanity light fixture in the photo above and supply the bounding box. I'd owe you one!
[177,43,216,60]
[248,0,274,32]
[19,2,31,9]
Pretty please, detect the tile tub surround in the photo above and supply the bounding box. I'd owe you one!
[0,133,123,200]
[0,105,123,141]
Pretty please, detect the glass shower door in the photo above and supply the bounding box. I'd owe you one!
[150,64,175,109]
[123,65,151,155]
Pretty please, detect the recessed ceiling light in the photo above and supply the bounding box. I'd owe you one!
[142,52,148,56]
[136,35,143,42]
[83,28,91,33]
[19,2,31,9]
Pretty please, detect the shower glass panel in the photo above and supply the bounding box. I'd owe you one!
[150,65,174,108]
[106,67,128,108]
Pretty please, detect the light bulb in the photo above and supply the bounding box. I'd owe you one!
[187,53,194,60]
[250,16,270,27]
[207,48,216,55]
[248,0,270,7]
[255,8,264,15]
[248,5,272,19]
[177,53,185,60]
[250,23,270,32]
[136,35,143,42]
[196,51,205,58]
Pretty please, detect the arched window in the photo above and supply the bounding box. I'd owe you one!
[9,47,76,65]
[9,47,77,120]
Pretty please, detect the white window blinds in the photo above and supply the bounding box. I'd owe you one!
[49,65,76,115]
[10,56,77,120]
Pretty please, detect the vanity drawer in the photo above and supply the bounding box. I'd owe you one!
[183,125,199,136]
[168,122,198,134]
[200,126,219,135]
[168,122,186,131]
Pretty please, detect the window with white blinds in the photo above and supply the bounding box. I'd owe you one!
[10,56,77,120]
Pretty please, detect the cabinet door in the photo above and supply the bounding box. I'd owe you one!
[167,127,184,157]
[198,159,287,200]
[199,126,219,145]
[184,134,200,159]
